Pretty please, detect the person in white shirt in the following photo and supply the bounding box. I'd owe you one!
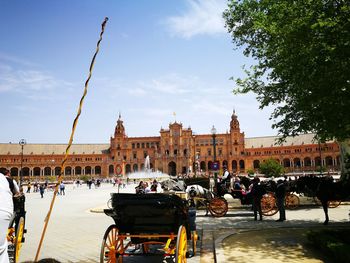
[222,167,230,183]
[0,171,15,263]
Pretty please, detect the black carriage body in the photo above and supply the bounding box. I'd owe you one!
[105,193,190,237]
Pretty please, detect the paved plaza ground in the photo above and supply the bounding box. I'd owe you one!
[19,183,350,263]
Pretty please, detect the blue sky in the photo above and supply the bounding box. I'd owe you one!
[0,0,276,144]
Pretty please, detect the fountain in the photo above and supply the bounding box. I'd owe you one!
[127,155,170,180]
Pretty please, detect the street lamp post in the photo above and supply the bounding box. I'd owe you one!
[211,125,217,179]
[19,139,26,186]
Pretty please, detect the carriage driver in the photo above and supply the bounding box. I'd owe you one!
[222,167,232,189]
[221,167,230,183]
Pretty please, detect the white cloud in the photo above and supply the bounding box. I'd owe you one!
[0,52,38,67]
[140,73,200,95]
[192,98,230,115]
[128,87,147,96]
[0,63,72,97]
[166,0,226,39]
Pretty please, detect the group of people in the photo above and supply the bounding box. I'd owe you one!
[135,179,160,194]
[217,167,287,222]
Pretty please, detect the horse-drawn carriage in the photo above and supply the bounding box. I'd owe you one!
[206,177,279,217]
[101,193,197,263]
[7,194,26,263]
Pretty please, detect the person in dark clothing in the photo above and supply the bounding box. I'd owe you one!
[251,177,265,221]
[39,184,45,198]
[275,179,286,221]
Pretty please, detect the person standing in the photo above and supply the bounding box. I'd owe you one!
[39,184,45,198]
[251,176,265,221]
[275,179,286,221]
[0,171,16,263]
[26,181,31,193]
[59,182,65,195]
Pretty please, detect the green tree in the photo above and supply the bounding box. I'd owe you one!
[223,1,350,142]
[258,158,284,178]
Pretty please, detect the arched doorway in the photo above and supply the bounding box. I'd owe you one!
[133,164,138,172]
[65,166,72,176]
[44,167,51,176]
[168,161,176,176]
[208,161,213,171]
[23,167,30,177]
[283,159,291,167]
[200,161,206,171]
[315,157,321,167]
[55,167,61,176]
[85,166,92,175]
[232,160,237,171]
[253,160,260,169]
[33,167,41,176]
[325,156,333,167]
[239,160,245,170]
[75,166,82,175]
[304,157,311,167]
[125,164,131,174]
[222,160,228,168]
[294,158,301,168]
[95,166,101,175]
[10,167,18,177]
[108,165,114,175]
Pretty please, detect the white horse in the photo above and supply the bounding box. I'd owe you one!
[186,184,213,199]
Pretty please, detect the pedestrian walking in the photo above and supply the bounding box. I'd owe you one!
[39,184,45,198]
[276,179,286,221]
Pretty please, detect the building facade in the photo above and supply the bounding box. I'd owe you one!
[0,112,341,180]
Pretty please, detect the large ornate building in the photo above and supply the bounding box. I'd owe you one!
[0,112,341,179]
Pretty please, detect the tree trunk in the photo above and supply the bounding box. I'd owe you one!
[339,139,350,180]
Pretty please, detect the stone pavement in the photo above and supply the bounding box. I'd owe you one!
[19,184,350,262]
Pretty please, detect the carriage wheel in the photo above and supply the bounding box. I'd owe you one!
[261,193,278,216]
[208,197,228,217]
[13,217,25,263]
[313,197,341,208]
[191,231,197,256]
[328,200,341,208]
[175,225,187,263]
[100,225,124,263]
[285,193,300,209]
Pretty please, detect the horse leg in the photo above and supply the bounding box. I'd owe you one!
[322,200,329,225]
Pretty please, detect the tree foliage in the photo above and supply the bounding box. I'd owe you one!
[223,0,350,142]
[258,158,284,177]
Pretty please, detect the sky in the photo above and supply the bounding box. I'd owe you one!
[0,0,277,144]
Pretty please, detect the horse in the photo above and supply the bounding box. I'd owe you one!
[160,178,186,192]
[296,175,350,225]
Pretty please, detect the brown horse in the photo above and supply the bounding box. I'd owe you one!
[296,175,350,225]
